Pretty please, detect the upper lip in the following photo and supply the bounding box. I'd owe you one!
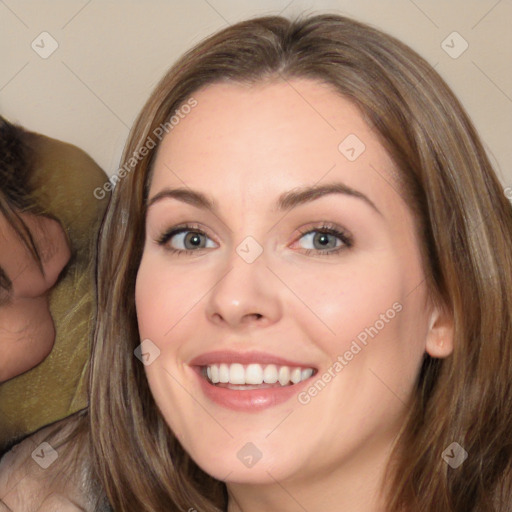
[189,350,317,369]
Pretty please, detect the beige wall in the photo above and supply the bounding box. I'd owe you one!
[1,0,511,187]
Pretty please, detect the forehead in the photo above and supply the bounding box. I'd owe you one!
[149,78,402,216]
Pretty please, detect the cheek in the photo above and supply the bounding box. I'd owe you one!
[277,251,426,399]
[276,253,405,352]
[135,251,209,343]
[134,254,199,427]
[0,298,55,381]
[135,260,167,341]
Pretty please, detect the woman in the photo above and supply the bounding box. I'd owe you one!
[1,12,511,511]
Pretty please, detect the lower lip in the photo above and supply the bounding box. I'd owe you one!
[192,367,313,412]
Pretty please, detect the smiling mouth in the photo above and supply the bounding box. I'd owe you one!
[200,362,317,389]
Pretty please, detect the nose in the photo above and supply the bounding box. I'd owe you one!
[204,247,282,330]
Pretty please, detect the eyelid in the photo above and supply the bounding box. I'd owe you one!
[156,222,219,248]
[294,221,353,243]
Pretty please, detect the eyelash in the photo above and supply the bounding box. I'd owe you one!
[156,222,353,257]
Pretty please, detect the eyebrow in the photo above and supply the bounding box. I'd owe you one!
[147,181,382,217]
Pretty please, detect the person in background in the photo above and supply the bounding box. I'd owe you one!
[0,115,109,461]
[0,117,71,382]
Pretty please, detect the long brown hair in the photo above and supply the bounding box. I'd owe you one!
[60,13,512,511]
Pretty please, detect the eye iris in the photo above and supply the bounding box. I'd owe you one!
[185,232,204,249]
[314,232,336,249]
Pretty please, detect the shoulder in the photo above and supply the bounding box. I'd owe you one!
[0,414,103,511]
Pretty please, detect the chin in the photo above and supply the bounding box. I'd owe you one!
[184,438,301,485]
[198,458,291,485]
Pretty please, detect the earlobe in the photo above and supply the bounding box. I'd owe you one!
[425,306,454,358]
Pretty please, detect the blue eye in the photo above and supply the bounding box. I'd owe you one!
[157,224,215,254]
[295,223,353,257]
[157,222,353,257]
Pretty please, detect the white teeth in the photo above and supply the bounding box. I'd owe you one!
[278,366,290,386]
[229,363,245,385]
[301,368,313,380]
[245,364,263,385]
[263,364,278,384]
[219,363,229,383]
[203,363,315,386]
[290,368,302,384]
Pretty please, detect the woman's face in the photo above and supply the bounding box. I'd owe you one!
[0,210,71,381]
[135,79,452,488]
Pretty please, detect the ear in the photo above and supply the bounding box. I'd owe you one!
[425,304,454,358]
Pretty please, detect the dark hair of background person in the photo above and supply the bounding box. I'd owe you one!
[0,116,46,305]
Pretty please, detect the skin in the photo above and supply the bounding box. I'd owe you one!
[135,79,454,512]
[0,210,71,382]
